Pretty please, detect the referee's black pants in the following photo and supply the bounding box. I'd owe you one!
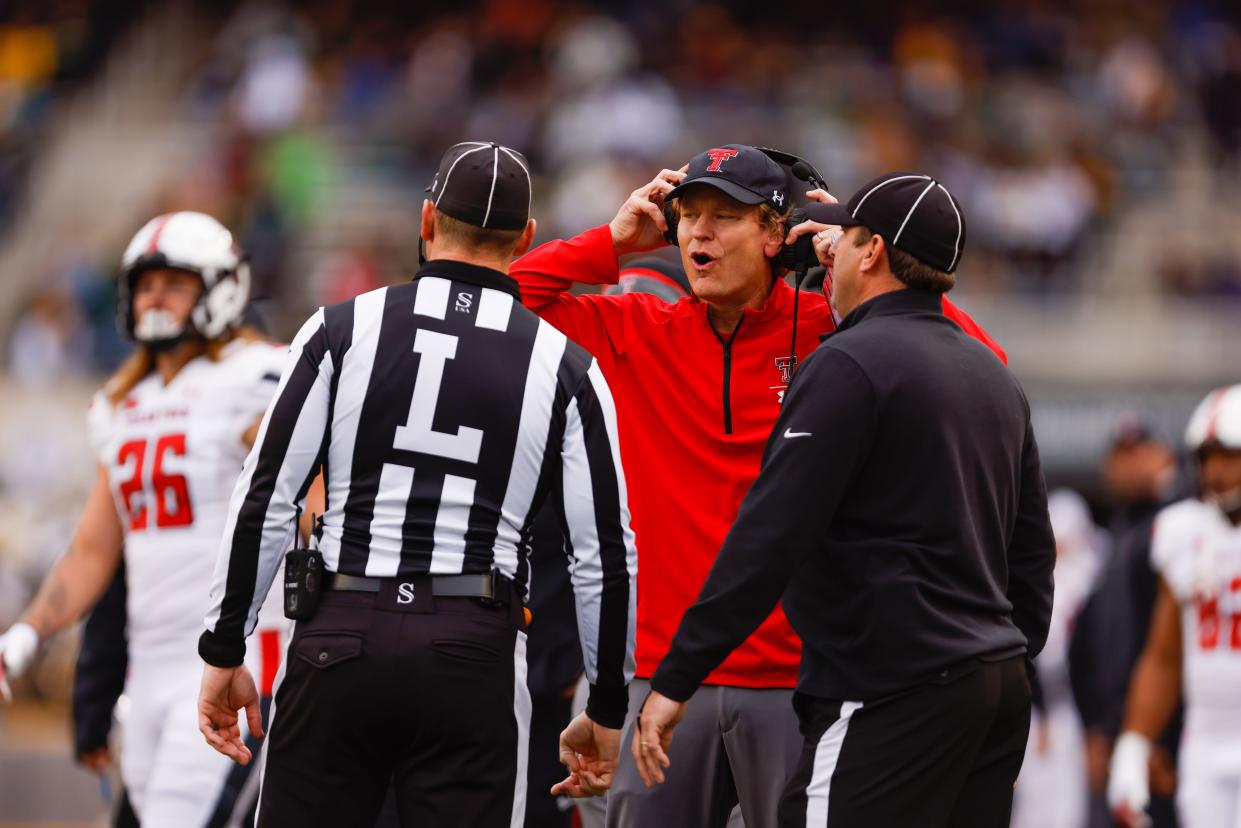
[255,588,529,828]
[778,656,1031,828]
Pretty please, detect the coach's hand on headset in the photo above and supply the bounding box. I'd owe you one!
[784,188,842,296]
[608,167,688,257]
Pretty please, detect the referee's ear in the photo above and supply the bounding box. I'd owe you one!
[420,199,437,247]
[512,218,538,258]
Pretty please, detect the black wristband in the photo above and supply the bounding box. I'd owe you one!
[585,681,628,729]
[197,629,246,668]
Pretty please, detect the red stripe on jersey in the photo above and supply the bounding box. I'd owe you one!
[146,214,174,254]
[259,628,281,696]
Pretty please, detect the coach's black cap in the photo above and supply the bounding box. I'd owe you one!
[806,172,967,273]
[426,141,532,230]
[666,144,789,211]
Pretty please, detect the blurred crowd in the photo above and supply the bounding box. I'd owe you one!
[5,0,1241,392]
[0,1,141,230]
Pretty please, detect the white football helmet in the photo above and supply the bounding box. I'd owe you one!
[118,211,251,343]
[1185,384,1241,454]
[1186,383,1241,522]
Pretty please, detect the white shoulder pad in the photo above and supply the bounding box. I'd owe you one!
[1150,498,1214,590]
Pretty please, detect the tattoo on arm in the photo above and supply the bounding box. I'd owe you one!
[25,555,73,639]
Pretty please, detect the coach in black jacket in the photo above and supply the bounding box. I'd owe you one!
[637,173,1055,828]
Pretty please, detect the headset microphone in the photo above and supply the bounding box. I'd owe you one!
[790,161,828,193]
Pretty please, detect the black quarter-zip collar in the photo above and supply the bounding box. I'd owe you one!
[708,313,745,435]
[821,288,943,342]
[415,259,523,303]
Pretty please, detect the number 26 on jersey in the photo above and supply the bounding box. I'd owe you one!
[116,434,194,531]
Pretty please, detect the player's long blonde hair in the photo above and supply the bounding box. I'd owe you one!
[104,325,266,407]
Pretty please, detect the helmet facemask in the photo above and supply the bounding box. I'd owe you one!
[118,212,250,347]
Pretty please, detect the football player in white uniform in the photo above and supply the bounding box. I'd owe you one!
[1110,383,1241,828]
[0,211,292,825]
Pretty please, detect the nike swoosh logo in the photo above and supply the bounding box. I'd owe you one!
[784,428,813,439]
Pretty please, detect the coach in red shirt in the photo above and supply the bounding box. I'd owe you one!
[514,145,1004,828]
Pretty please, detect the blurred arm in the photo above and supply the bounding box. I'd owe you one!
[1120,579,1182,740]
[22,463,124,640]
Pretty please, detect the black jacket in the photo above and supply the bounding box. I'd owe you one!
[652,289,1055,702]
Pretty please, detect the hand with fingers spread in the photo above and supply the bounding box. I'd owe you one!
[198,664,264,766]
[631,690,688,788]
[551,711,622,797]
[609,167,688,257]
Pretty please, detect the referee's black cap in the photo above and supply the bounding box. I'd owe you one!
[806,173,967,273]
[426,141,532,230]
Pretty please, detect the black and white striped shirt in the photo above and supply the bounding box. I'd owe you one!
[200,260,637,722]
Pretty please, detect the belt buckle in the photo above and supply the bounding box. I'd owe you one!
[478,570,503,608]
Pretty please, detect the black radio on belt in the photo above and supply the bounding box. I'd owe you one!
[284,510,323,621]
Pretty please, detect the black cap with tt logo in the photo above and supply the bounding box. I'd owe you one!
[806,172,967,273]
[427,141,532,231]
[666,144,789,211]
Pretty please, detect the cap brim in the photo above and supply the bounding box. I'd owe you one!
[804,202,862,226]
[667,178,767,206]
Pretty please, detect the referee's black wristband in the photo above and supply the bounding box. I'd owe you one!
[198,630,246,668]
[585,682,628,730]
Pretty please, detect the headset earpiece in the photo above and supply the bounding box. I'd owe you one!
[777,207,818,273]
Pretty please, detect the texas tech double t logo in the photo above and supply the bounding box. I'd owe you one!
[705,148,740,172]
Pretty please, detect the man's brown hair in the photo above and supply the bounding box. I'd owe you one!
[105,326,265,406]
[852,226,955,293]
[435,209,524,257]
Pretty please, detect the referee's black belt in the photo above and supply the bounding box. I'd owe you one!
[323,570,516,605]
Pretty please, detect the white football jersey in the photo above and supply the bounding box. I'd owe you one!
[1151,497,1241,749]
[89,340,288,668]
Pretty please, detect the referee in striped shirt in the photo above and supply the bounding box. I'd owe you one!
[196,141,638,827]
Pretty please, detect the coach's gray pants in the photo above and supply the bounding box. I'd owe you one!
[575,678,801,828]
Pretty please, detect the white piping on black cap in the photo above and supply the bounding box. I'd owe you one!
[499,146,532,219]
[434,143,490,209]
[851,174,930,219]
[482,144,500,228]
[936,183,964,272]
[892,180,937,246]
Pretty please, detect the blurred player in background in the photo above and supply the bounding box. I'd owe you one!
[1070,418,1183,828]
[0,211,290,826]
[1110,383,1241,828]
[1012,489,1104,828]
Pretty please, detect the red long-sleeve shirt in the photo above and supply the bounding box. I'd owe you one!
[513,226,1006,687]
